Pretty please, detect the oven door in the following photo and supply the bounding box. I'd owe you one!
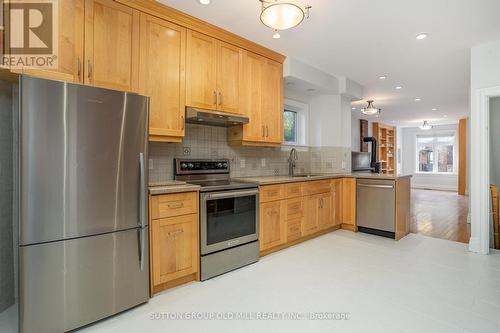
[200,189,259,255]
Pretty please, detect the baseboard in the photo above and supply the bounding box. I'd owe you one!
[411,184,458,192]
[468,237,480,253]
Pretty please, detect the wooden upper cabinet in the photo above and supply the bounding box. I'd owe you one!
[238,50,264,142]
[20,0,84,82]
[139,14,186,142]
[84,0,140,92]
[186,30,217,110]
[261,59,283,144]
[217,41,242,113]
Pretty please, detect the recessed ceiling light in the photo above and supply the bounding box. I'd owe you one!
[198,0,211,5]
[416,33,428,40]
[431,108,437,111]
[443,115,448,118]
[395,86,403,90]
[378,75,387,80]
[415,98,421,102]
[351,107,356,110]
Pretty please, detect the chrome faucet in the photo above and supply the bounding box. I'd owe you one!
[288,148,298,177]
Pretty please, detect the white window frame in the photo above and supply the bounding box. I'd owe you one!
[282,98,309,147]
[414,131,458,175]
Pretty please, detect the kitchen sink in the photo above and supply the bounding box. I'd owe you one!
[291,174,322,178]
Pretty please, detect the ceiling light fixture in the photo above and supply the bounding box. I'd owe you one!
[431,108,437,111]
[378,75,387,80]
[419,120,433,130]
[395,86,402,90]
[351,107,356,110]
[416,33,428,40]
[198,0,211,5]
[260,0,311,38]
[415,98,421,102]
[360,100,381,116]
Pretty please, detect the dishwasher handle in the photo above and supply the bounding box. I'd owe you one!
[357,183,394,189]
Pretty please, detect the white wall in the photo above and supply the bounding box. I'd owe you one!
[401,124,459,191]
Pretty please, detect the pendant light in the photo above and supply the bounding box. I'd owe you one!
[260,1,311,37]
[419,120,433,130]
[360,100,380,116]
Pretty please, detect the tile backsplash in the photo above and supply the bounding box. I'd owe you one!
[149,124,349,183]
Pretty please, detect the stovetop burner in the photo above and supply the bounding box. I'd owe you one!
[174,159,257,192]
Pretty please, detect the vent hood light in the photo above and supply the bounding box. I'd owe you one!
[419,120,433,130]
[360,100,381,116]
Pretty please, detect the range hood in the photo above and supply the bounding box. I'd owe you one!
[185,107,249,127]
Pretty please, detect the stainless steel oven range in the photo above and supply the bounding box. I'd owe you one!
[175,159,259,280]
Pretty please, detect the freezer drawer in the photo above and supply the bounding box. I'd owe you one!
[356,179,396,235]
[19,228,149,333]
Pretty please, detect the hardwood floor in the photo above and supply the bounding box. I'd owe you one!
[410,189,470,243]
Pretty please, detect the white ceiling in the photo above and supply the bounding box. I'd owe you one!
[159,0,500,127]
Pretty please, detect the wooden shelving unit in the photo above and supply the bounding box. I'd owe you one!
[373,122,396,175]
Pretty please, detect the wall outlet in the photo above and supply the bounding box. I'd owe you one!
[261,158,266,167]
[148,159,154,170]
[274,169,279,175]
[183,147,191,156]
[341,160,346,170]
[240,159,246,169]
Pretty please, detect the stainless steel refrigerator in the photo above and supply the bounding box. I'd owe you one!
[17,76,149,332]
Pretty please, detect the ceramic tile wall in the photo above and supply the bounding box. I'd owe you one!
[149,124,349,183]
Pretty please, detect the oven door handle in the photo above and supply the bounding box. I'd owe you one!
[205,189,259,200]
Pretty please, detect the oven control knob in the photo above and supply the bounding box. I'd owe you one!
[181,163,188,169]
[222,163,228,169]
[188,163,194,169]
[216,163,223,168]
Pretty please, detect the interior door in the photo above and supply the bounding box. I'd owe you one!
[20,76,148,246]
[84,0,140,92]
[261,58,283,143]
[217,41,242,113]
[20,0,84,83]
[139,13,186,141]
[186,30,217,109]
[240,50,264,141]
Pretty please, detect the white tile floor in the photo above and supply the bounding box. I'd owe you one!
[77,231,500,333]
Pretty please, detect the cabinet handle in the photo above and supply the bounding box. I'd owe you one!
[168,202,184,209]
[262,125,265,138]
[266,125,269,138]
[320,198,324,208]
[218,92,222,106]
[168,230,184,237]
[181,115,185,131]
[77,58,81,80]
[87,60,92,82]
[213,91,217,105]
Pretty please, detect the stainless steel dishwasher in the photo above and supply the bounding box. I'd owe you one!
[356,178,396,238]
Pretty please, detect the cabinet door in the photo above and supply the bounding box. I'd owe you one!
[139,14,186,142]
[151,214,198,286]
[239,50,264,141]
[304,195,319,235]
[260,201,285,251]
[20,0,84,82]
[186,30,217,109]
[332,180,342,226]
[318,192,332,229]
[342,178,356,227]
[85,0,140,92]
[261,59,283,144]
[217,41,242,113]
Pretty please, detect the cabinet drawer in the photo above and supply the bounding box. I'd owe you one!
[260,184,284,203]
[304,180,331,195]
[286,218,302,242]
[285,182,303,198]
[151,192,198,219]
[284,197,303,220]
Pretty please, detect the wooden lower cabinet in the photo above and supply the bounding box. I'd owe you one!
[259,200,285,251]
[150,192,199,294]
[303,194,320,236]
[341,178,357,231]
[318,191,333,229]
[331,179,342,226]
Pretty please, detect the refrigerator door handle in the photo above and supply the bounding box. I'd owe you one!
[138,227,146,271]
[139,153,146,228]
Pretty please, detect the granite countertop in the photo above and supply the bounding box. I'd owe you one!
[233,173,412,185]
[149,180,200,195]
